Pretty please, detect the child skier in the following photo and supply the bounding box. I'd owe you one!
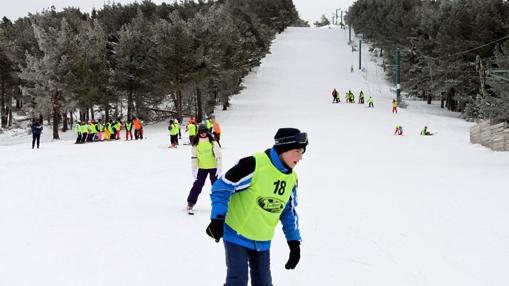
[420,126,433,136]
[211,118,222,148]
[97,119,104,141]
[186,124,222,214]
[125,120,133,140]
[168,120,179,148]
[186,118,197,145]
[206,127,308,285]
[74,121,82,144]
[114,120,122,140]
[394,124,403,135]
[392,99,398,113]
[368,96,374,108]
[31,119,43,149]
[332,88,340,103]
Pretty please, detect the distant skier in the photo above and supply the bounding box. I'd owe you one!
[394,124,403,135]
[80,121,89,143]
[211,117,222,148]
[31,119,43,149]
[359,90,365,104]
[392,99,398,113]
[186,123,222,215]
[332,88,340,103]
[105,120,113,141]
[125,119,133,141]
[114,120,122,140]
[168,120,179,148]
[88,120,97,142]
[97,119,104,141]
[74,121,82,144]
[420,126,433,136]
[368,96,374,108]
[206,128,308,285]
[346,90,354,103]
[176,119,182,140]
[186,118,197,145]
[133,117,143,140]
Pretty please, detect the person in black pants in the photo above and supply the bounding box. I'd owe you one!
[31,120,43,149]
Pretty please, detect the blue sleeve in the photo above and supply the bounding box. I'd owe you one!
[210,156,256,219]
[210,178,235,219]
[280,185,301,242]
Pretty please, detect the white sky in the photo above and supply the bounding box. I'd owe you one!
[0,0,354,24]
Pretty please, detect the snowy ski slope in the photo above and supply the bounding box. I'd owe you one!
[1,26,508,286]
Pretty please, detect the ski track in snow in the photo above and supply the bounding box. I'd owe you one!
[1,26,509,286]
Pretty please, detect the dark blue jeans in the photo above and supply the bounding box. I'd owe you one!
[224,241,272,286]
[187,168,217,205]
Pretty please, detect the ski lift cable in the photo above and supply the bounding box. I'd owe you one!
[418,35,509,61]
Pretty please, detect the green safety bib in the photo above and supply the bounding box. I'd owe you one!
[80,124,88,133]
[225,152,297,241]
[169,124,179,135]
[196,139,216,169]
[188,124,197,136]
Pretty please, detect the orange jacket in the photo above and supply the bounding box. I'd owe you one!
[213,122,221,134]
[133,119,141,129]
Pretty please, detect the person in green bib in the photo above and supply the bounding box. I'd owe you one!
[74,121,82,144]
[168,120,180,148]
[97,119,104,141]
[186,118,197,145]
[80,121,88,143]
[207,128,308,286]
[186,123,222,214]
[125,119,133,140]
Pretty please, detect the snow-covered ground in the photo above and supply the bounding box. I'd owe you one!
[1,26,508,286]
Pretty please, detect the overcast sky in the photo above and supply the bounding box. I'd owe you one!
[0,0,355,24]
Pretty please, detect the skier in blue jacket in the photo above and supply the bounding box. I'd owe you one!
[31,119,43,149]
[206,128,308,286]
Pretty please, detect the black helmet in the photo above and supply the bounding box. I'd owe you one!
[198,123,208,133]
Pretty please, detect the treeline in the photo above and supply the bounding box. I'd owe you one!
[347,0,509,122]
[0,0,302,139]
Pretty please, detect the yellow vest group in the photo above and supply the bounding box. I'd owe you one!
[225,152,297,241]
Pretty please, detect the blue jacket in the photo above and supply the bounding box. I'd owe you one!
[31,123,43,135]
[210,148,301,251]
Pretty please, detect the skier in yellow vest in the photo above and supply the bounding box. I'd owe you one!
[168,120,179,148]
[186,123,222,214]
[206,128,308,285]
[80,121,88,143]
[368,96,374,108]
[186,118,197,145]
[74,121,82,144]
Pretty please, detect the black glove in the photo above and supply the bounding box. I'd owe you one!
[285,240,301,270]
[206,217,224,242]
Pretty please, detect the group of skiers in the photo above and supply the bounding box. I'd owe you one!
[74,117,144,144]
[170,116,222,148]
[332,89,374,107]
[394,125,434,136]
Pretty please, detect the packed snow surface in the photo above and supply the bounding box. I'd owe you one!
[1,26,508,286]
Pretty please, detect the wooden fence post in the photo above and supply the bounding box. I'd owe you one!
[505,128,509,151]
[470,124,481,144]
[479,120,491,148]
[490,122,507,151]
